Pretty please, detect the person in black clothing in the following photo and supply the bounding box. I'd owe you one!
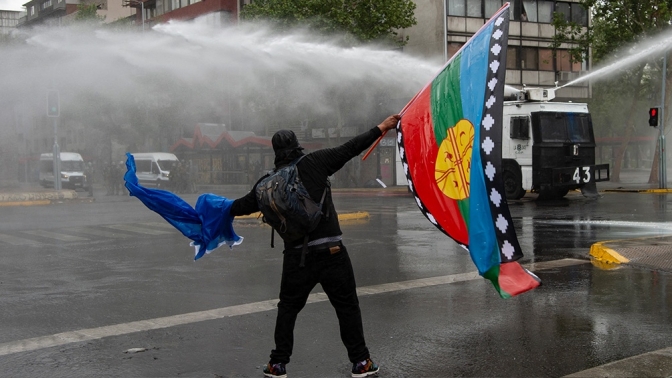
[230,114,400,378]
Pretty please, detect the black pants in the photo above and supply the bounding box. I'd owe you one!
[270,244,370,364]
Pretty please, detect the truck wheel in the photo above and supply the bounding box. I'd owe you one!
[537,186,569,200]
[503,164,525,200]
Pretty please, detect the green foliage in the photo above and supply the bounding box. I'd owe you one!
[550,10,590,65]
[75,3,106,23]
[240,0,417,47]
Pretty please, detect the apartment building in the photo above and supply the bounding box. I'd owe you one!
[17,0,137,27]
[1,9,25,34]
[401,0,590,100]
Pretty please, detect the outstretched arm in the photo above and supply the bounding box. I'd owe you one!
[309,114,400,176]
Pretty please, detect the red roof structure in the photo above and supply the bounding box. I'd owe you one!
[170,124,272,152]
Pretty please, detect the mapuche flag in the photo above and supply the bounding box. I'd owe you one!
[397,3,540,298]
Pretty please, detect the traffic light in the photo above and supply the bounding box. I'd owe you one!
[47,90,59,117]
[649,107,659,127]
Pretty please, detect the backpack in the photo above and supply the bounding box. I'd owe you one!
[255,156,328,266]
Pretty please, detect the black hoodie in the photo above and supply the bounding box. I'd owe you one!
[230,126,383,249]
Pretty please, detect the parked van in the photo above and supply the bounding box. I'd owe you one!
[131,152,179,188]
[39,152,88,190]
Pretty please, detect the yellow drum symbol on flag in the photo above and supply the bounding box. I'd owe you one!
[435,119,474,200]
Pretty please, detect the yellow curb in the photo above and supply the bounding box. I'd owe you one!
[235,212,263,220]
[234,211,370,222]
[338,211,370,221]
[603,189,672,193]
[589,241,630,268]
[0,200,52,207]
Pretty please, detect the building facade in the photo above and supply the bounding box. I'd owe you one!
[17,0,137,27]
[401,0,590,100]
[0,9,25,34]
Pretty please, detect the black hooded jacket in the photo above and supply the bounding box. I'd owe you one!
[230,126,384,248]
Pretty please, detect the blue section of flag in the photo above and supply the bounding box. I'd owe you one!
[124,153,242,260]
[461,21,502,275]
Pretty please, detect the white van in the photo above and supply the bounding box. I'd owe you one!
[131,152,179,188]
[39,152,88,190]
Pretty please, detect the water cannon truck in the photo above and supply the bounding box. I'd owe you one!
[500,86,609,199]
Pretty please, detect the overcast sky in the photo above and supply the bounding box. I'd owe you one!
[1,0,25,11]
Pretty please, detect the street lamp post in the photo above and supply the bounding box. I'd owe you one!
[125,0,145,31]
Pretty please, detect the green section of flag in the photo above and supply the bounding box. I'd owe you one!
[483,265,512,299]
[458,198,469,228]
[431,54,463,146]
[431,54,469,224]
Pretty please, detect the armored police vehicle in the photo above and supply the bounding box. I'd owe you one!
[501,87,609,199]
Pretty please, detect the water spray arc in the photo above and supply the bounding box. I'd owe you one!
[557,31,672,188]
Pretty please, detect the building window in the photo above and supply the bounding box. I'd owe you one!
[555,50,572,71]
[537,0,553,22]
[467,0,482,17]
[448,0,466,17]
[446,0,587,24]
[507,46,519,69]
[539,48,554,71]
[507,47,586,72]
[571,3,588,26]
[521,47,538,69]
[554,2,570,21]
[447,42,464,59]
[509,0,519,20]
[521,0,536,21]
[484,0,502,18]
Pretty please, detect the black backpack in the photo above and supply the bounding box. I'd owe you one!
[255,156,327,266]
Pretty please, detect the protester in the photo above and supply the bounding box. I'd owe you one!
[230,114,400,378]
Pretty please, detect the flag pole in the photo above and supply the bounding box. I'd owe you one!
[362,119,401,161]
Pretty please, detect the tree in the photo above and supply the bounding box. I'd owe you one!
[240,0,417,47]
[553,0,672,182]
[75,3,106,23]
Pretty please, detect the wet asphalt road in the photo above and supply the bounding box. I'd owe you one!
[0,189,671,377]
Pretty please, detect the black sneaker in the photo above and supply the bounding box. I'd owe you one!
[351,358,379,377]
[263,362,287,378]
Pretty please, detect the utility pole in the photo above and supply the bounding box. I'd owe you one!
[47,90,62,191]
[660,53,667,189]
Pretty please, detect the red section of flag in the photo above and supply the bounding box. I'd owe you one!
[498,262,541,296]
[401,86,469,244]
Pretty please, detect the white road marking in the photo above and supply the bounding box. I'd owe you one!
[19,230,89,242]
[63,227,131,239]
[0,232,43,246]
[0,258,587,356]
[104,224,172,235]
